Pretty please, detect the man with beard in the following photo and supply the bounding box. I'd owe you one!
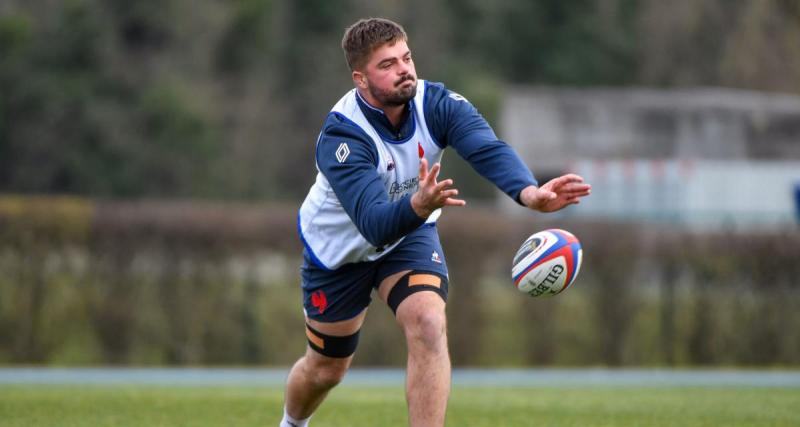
[282,18,591,427]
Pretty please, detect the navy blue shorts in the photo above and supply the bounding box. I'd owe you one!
[301,224,449,322]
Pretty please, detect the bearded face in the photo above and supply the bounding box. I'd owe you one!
[368,73,417,106]
[356,40,418,109]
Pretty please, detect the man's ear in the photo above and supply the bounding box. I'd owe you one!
[352,71,367,89]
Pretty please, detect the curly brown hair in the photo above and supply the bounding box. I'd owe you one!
[341,18,408,71]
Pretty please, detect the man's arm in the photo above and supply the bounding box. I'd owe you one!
[423,82,537,204]
[424,82,590,211]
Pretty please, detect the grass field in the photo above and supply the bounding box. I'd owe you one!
[1,385,799,426]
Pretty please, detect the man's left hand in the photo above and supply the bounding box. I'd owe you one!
[520,174,591,213]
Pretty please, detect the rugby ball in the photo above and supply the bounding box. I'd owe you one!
[511,229,582,297]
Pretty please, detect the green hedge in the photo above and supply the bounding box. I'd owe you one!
[0,196,798,366]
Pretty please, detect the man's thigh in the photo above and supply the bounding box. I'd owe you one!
[375,225,450,307]
[375,224,449,285]
[301,250,377,323]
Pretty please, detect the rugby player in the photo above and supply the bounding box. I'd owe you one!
[281,18,591,427]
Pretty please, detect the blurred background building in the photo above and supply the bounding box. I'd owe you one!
[501,88,800,227]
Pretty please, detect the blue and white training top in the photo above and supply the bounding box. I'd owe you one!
[299,80,537,270]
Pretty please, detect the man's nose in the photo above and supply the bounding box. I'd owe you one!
[397,60,410,75]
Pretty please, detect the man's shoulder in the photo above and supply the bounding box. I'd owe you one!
[423,80,448,102]
[421,80,479,144]
[317,111,379,166]
[321,111,372,143]
[423,80,473,112]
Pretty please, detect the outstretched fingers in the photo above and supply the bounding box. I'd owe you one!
[560,182,591,192]
[443,197,466,207]
[412,160,466,217]
[549,176,591,200]
[560,173,585,183]
[436,178,465,206]
[434,178,453,192]
[418,158,429,182]
[548,174,585,190]
[428,162,465,206]
[428,162,441,184]
[441,186,466,206]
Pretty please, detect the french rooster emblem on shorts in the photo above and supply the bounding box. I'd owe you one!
[311,290,328,314]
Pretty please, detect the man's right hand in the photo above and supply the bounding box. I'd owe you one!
[410,158,466,218]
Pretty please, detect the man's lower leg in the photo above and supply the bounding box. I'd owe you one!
[281,313,365,426]
[283,353,347,421]
[398,295,450,427]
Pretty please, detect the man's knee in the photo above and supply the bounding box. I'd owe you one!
[313,364,347,389]
[401,305,447,352]
[305,355,350,389]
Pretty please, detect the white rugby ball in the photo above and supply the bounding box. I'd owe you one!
[511,229,582,297]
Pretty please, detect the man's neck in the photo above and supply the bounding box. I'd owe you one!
[382,105,405,128]
[357,89,406,129]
